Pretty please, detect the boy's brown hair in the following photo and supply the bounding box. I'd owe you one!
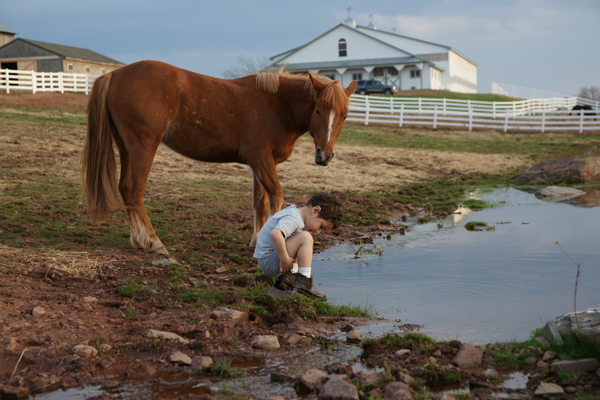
[306,192,343,229]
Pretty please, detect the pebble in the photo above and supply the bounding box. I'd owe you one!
[395,349,411,357]
[99,344,112,352]
[168,351,192,365]
[346,330,362,342]
[72,344,98,359]
[147,329,189,344]
[82,296,98,303]
[191,356,213,371]
[252,335,280,351]
[32,306,46,317]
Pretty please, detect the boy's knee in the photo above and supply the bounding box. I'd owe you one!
[298,231,314,245]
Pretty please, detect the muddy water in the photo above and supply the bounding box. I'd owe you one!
[316,187,600,344]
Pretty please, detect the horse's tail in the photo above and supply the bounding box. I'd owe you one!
[82,72,124,222]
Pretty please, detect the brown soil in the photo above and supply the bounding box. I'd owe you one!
[1,92,592,400]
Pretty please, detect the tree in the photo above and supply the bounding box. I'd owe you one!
[577,86,600,101]
[221,55,274,79]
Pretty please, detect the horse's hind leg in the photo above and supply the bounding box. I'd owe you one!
[115,134,168,255]
[250,168,269,247]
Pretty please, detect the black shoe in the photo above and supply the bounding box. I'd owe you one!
[273,271,295,291]
[291,274,327,300]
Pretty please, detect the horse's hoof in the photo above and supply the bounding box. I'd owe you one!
[148,238,169,255]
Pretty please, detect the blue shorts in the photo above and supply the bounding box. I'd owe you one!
[258,250,282,278]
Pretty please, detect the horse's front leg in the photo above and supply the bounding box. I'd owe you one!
[249,162,283,247]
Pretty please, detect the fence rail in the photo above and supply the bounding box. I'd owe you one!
[0,69,99,94]
[349,94,600,133]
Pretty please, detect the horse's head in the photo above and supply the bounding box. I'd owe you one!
[307,73,356,166]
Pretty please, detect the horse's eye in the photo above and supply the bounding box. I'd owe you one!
[316,109,320,115]
[344,116,347,120]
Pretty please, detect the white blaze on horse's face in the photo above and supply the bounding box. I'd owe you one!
[327,110,335,144]
[311,105,342,166]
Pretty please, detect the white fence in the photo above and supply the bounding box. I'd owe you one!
[491,82,570,100]
[0,69,99,94]
[348,95,600,133]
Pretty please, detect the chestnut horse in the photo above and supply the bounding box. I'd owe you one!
[82,60,356,255]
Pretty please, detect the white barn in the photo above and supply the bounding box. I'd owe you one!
[270,17,477,93]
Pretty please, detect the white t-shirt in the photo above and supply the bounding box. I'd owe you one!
[253,205,305,259]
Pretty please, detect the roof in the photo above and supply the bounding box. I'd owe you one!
[20,38,124,65]
[0,22,17,35]
[282,56,444,72]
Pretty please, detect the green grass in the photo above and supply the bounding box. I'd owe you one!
[0,110,86,125]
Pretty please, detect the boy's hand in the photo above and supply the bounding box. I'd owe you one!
[279,256,295,274]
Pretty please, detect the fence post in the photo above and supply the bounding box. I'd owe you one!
[493,102,496,118]
[443,98,446,115]
[418,97,422,114]
[504,110,509,132]
[468,106,473,131]
[85,73,89,95]
[59,72,64,94]
[5,69,9,94]
[399,103,404,127]
[541,109,545,133]
[512,100,516,117]
[580,110,584,134]
[365,96,370,126]
[433,105,437,129]
[31,70,36,94]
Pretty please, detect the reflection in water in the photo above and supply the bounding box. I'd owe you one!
[315,187,600,344]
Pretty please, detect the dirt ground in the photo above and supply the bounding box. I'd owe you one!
[1,92,596,400]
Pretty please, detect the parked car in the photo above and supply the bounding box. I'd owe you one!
[355,80,397,95]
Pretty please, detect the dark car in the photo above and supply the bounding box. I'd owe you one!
[355,80,397,95]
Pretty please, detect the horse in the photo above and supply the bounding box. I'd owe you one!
[82,60,356,255]
[570,104,597,121]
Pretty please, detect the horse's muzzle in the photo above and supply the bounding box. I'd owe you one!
[315,148,334,166]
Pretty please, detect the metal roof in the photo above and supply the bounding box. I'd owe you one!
[281,56,444,72]
[0,22,17,35]
[20,38,124,65]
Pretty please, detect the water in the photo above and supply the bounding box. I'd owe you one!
[315,187,600,344]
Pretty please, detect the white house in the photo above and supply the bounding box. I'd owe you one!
[270,17,477,93]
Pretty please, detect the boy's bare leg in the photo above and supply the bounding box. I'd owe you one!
[285,231,313,270]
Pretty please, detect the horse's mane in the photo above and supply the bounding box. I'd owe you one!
[256,70,349,114]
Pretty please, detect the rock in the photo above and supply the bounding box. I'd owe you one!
[525,357,538,366]
[99,344,112,352]
[395,349,411,357]
[318,378,359,400]
[441,395,456,400]
[511,157,600,184]
[298,368,328,392]
[72,344,98,358]
[550,304,600,344]
[210,307,249,325]
[270,372,295,383]
[288,333,304,345]
[535,186,586,201]
[32,306,46,317]
[215,266,228,273]
[190,356,213,371]
[82,296,98,303]
[542,351,555,361]
[432,349,442,357]
[552,358,600,374]
[267,287,298,300]
[5,338,19,354]
[252,335,280,350]
[541,320,564,345]
[151,258,177,266]
[168,351,192,365]
[384,381,415,400]
[299,336,312,345]
[341,324,357,332]
[534,382,564,396]
[359,372,384,386]
[534,337,549,346]
[0,384,30,398]
[147,329,189,344]
[396,372,414,386]
[346,329,362,343]
[536,361,548,370]
[82,303,93,311]
[451,343,483,368]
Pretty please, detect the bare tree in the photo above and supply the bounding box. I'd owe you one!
[221,55,274,79]
[577,86,600,101]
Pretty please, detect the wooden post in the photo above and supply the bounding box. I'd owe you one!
[31,70,36,94]
[504,110,509,132]
[541,109,545,133]
[5,69,9,94]
[85,74,89,95]
[493,102,496,118]
[418,97,422,114]
[580,109,584,134]
[399,103,404,127]
[365,96,370,126]
[513,100,516,117]
[443,98,446,116]
[59,72,64,94]
[390,97,394,114]
[433,105,437,129]
[468,106,473,131]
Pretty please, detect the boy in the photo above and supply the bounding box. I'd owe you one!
[253,192,343,299]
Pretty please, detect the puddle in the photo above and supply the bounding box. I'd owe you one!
[315,187,600,344]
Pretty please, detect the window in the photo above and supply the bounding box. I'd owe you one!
[338,39,347,57]
[324,73,336,80]
[410,69,421,78]
[388,66,399,76]
[68,63,73,71]
[373,67,384,77]
[101,68,106,74]
[352,72,362,81]
[85,66,90,73]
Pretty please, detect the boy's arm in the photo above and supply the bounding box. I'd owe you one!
[271,228,295,273]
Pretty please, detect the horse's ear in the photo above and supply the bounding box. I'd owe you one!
[345,81,357,97]
[308,72,326,93]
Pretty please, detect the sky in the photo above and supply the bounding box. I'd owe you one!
[2,0,599,96]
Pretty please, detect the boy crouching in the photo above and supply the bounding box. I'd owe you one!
[253,192,343,300]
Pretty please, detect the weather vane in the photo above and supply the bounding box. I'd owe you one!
[346,7,351,18]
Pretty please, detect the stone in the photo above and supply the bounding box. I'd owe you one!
[318,378,359,400]
[552,358,600,374]
[32,306,46,317]
[72,344,98,358]
[451,343,483,368]
[252,335,280,350]
[359,372,383,386]
[82,296,98,303]
[5,337,19,354]
[99,344,112,352]
[147,329,189,344]
[395,349,411,357]
[298,368,328,392]
[384,381,415,400]
[534,337,549,346]
[299,336,312,345]
[0,384,30,398]
[190,356,213,371]
[541,320,564,345]
[151,258,177,266]
[396,372,414,386]
[525,357,538,366]
[535,186,586,201]
[542,351,555,361]
[270,372,295,383]
[534,382,564,396]
[341,324,357,332]
[346,329,362,342]
[215,266,228,273]
[288,333,304,345]
[432,349,442,357]
[550,304,600,344]
[511,157,600,184]
[267,287,298,300]
[210,307,249,324]
[168,351,192,365]
[536,361,548,370]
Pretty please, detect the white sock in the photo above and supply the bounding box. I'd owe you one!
[292,263,299,273]
[298,267,311,278]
